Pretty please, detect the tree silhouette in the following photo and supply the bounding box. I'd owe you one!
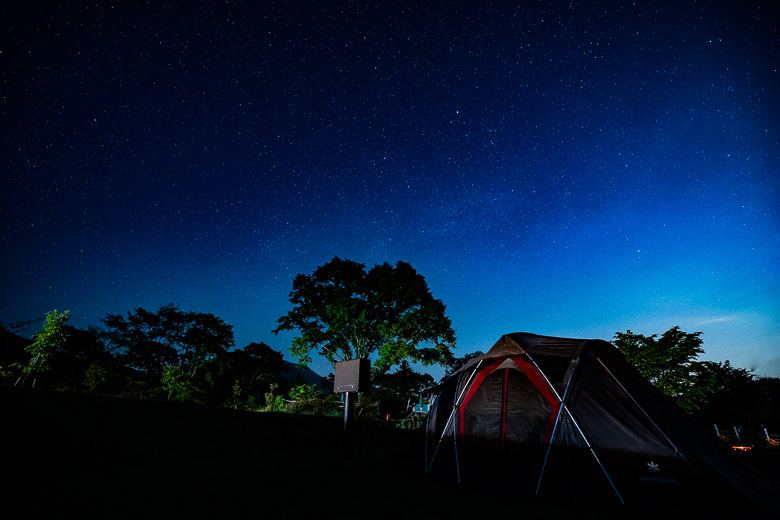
[99,303,234,379]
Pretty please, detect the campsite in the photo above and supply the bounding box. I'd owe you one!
[425,334,780,518]
[5,380,778,520]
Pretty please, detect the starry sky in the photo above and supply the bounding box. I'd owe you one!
[2,0,779,380]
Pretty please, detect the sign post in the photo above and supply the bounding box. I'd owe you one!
[333,358,370,461]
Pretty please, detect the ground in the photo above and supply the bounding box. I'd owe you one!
[4,386,776,519]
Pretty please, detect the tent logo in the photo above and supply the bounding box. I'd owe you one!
[647,461,660,473]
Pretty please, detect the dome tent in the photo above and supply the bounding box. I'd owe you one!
[424,333,779,517]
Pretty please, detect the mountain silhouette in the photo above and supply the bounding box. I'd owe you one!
[281,361,330,393]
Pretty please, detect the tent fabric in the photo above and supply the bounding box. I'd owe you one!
[425,332,780,517]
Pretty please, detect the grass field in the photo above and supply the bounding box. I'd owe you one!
[4,386,775,519]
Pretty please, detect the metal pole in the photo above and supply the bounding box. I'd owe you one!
[426,362,482,476]
[537,356,580,495]
[342,391,355,460]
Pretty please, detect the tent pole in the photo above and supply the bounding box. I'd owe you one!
[536,405,565,495]
[525,353,563,402]
[540,357,623,504]
[453,420,461,484]
[596,358,680,453]
[564,405,625,504]
[426,361,484,479]
[425,397,431,474]
[536,355,580,496]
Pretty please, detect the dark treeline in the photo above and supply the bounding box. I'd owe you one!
[1,305,297,411]
[0,304,436,421]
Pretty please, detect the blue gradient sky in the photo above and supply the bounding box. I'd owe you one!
[2,1,778,379]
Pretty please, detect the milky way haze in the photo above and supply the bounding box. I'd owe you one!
[2,1,778,378]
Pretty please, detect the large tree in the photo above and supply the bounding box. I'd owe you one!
[273,257,456,374]
[613,326,715,412]
[99,303,234,378]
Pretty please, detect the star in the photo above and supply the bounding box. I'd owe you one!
[1,0,777,383]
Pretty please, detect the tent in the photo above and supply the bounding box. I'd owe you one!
[424,333,779,517]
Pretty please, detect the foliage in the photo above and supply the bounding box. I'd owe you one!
[273,257,456,374]
[355,394,381,419]
[13,310,70,386]
[694,361,772,427]
[264,383,286,411]
[613,326,715,412]
[161,365,201,402]
[289,383,321,402]
[203,342,289,409]
[1,317,43,334]
[59,325,109,361]
[47,325,111,390]
[266,395,286,411]
[760,377,780,431]
[1,306,296,409]
[227,342,287,393]
[228,379,243,409]
[288,383,324,414]
[83,361,110,392]
[99,303,234,378]
[370,360,435,418]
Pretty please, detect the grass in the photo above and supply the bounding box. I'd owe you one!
[4,386,775,519]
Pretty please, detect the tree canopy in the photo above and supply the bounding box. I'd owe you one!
[613,326,714,412]
[223,342,288,394]
[694,360,772,427]
[273,257,456,374]
[371,360,435,417]
[99,303,234,378]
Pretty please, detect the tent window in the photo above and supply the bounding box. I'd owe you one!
[461,366,553,450]
[504,368,553,447]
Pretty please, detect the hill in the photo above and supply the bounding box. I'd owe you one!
[0,327,31,364]
[281,360,330,392]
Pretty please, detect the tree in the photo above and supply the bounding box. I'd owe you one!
[46,325,112,390]
[273,257,456,374]
[13,310,70,387]
[215,342,288,408]
[694,361,771,428]
[613,326,714,412]
[371,360,435,417]
[760,377,780,431]
[99,303,234,379]
[161,365,200,402]
[288,383,324,414]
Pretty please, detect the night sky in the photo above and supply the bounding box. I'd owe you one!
[3,1,778,379]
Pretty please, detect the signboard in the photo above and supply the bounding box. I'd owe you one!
[333,358,370,393]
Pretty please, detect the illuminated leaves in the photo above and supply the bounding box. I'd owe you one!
[274,257,455,374]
